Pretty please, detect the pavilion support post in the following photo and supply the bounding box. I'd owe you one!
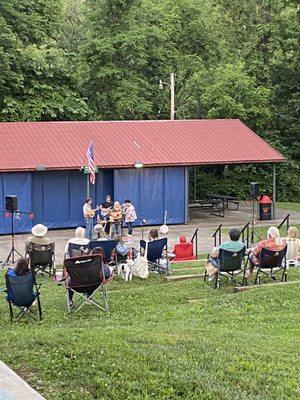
[193,166,197,201]
[185,167,189,224]
[272,164,276,220]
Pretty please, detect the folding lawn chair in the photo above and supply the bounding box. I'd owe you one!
[140,238,169,274]
[5,272,42,323]
[67,242,89,258]
[88,240,116,264]
[26,242,56,276]
[204,247,247,289]
[64,254,109,313]
[254,247,288,284]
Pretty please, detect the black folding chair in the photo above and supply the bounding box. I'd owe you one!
[26,242,55,276]
[204,247,247,289]
[140,238,169,274]
[88,240,116,264]
[5,272,42,323]
[255,247,288,284]
[67,242,89,258]
[64,254,109,313]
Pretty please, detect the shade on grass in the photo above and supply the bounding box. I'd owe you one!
[0,268,300,400]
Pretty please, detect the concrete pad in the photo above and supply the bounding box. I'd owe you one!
[0,204,299,266]
[0,361,45,400]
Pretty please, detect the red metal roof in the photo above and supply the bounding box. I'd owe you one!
[0,119,285,172]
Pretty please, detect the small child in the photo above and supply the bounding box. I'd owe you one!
[284,226,300,262]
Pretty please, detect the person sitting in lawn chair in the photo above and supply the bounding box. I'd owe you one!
[205,228,245,280]
[173,235,196,261]
[284,226,300,265]
[25,224,53,251]
[248,226,286,277]
[5,258,42,322]
[91,247,114,282]
[65,227,90,258]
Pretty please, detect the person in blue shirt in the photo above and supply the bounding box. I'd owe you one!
[6,258,30,301]
[206,228,245,279]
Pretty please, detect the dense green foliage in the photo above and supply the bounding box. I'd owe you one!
[1,265,300,399]
[0,0,298,198]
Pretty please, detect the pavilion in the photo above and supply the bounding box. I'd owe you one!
[0,119,285,234]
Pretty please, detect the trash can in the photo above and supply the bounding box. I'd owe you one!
[259,195,272,220]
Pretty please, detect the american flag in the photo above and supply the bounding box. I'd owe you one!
[86,141,96,185]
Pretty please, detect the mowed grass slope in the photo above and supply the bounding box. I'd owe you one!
[0,267,300,400]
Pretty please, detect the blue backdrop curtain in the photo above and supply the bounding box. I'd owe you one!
[31,170,114,230]
[113,167,186,225]
[0,167,185,234]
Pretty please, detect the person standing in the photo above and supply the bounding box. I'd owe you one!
[109,201,123,238]
[100,194,114,235]
[83,198,94,240]
[123,199,137,236]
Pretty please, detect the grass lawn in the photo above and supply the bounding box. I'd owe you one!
[1,264,300,400]
[277,202,300,213]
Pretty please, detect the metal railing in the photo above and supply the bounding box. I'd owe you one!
[240,221,250,248]
[212,224,222,247]
[277,214,290,233]
[190,228,199,259]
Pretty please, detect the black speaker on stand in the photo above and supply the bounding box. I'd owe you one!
[2,195,23,266]
[247,183,262,245]
[5,195,18,211]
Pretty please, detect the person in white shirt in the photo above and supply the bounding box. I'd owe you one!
[83,198,94,239]
[123,199,137,236]
[65,227,90,257]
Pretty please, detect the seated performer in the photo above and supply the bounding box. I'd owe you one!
[25,224,53,252]
[100,195,114,235]
[173,236,196,261]
[109,201,123,238]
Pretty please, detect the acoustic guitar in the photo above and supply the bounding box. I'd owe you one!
[86,206,99,219]
[109,209,123,222]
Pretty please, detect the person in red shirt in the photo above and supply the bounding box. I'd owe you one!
[173,236,196,261]
[248,226,286,275]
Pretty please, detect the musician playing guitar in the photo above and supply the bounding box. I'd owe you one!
[99,194,114,235]
[83,198,99,239]
[109,201,123,238]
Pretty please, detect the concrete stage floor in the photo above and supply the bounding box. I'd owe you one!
[1,204,299,266]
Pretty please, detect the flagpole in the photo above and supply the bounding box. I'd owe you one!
[86,174,90,198]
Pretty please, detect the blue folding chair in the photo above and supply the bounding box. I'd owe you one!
[88,240,117,264]
[67,242,89,258]
[5,272,42,323]
[255,247,287,284]
[140,238,169,274]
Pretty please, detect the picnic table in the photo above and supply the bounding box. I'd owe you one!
[189,198,225,217]
[206,194,240,211]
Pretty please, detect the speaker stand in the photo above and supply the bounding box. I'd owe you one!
[2,211,23,267]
